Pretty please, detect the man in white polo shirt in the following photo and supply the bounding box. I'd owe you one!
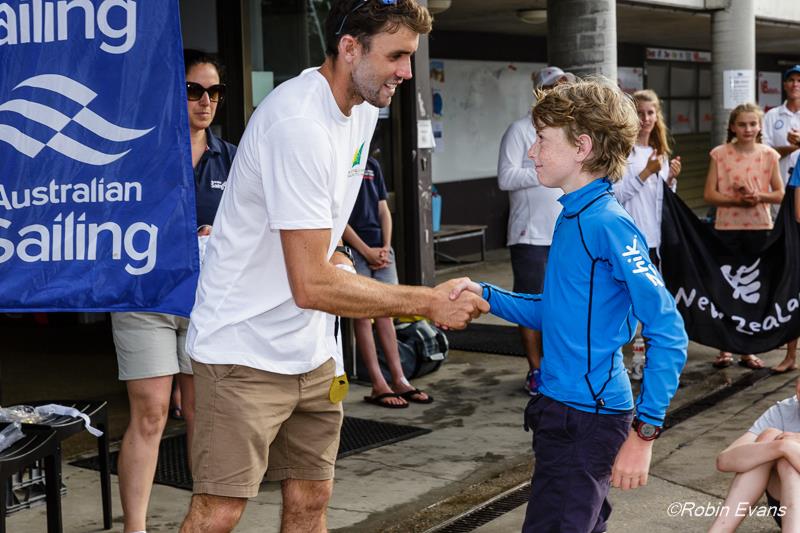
[763,65,800,375]
[179,1,488,531]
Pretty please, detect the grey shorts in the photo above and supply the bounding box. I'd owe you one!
[352,247,399,284]
[111,312,192,380]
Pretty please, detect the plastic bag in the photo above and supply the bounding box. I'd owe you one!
[0,422,25,453]
[0,405,45,424]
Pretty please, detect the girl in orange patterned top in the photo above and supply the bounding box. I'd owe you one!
[704,102,784,370]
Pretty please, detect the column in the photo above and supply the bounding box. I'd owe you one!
[546,0,617,81]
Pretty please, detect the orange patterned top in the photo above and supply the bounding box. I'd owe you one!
[710,143,780,230]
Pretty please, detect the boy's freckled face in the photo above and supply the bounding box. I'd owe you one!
[528,125,580,190]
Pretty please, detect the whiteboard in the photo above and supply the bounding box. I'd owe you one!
[430,59,546,184]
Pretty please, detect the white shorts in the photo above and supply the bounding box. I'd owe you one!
[111,312,192,380]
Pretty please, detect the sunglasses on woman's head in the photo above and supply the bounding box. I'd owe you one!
[186,82,226,103]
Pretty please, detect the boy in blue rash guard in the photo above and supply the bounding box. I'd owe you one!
[451,79,688,533]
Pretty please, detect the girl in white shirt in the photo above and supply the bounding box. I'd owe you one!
[613,89,681,265]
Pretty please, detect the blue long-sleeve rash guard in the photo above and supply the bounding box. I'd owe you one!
[481,178,688,426]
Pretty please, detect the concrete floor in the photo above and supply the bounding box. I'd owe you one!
[3,250,795,532]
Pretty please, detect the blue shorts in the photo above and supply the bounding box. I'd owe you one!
[352,247,399,285]
[522,395,633,533]
[510,244,549,294]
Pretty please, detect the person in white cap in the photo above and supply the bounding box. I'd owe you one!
[496,66,574,394]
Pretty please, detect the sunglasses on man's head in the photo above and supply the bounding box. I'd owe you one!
[186,82,226,103]
[336,0,398,36]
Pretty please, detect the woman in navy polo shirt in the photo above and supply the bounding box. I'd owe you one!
[110,49,236,533]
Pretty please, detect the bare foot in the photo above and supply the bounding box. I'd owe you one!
[394,385,430,402]
[771,358,798,373]
[366,387,407,407]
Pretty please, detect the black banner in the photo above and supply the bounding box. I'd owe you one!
[660,183,800,353]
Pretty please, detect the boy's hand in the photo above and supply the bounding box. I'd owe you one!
[445,277,483,300]
[610,431,653,490]
[788,128,800,146]
[363,247,387,269]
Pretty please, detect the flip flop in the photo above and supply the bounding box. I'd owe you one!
[770,366,798,375]
[738,356,765,370]
[712,353,733,369]
[398,388,434,404]
[169,406,184,421]
[364,392,408,409]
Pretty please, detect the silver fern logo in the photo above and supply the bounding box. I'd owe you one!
[0,74,153,165]
[721,258,761,304]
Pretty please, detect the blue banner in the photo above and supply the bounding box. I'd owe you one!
[0,0,198,316]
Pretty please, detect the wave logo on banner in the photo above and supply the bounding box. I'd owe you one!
[0,74,153,165]
[721,259,761,304]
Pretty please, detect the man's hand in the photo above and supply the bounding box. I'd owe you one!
[428,279,489,330]
[611,431,653,490]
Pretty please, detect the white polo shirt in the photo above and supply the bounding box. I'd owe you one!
[187,68,379,374]
[762,102,800,182]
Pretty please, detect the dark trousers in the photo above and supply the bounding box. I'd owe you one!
[522,395,633,533]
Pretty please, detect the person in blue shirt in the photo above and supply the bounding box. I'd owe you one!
[450,79,688,533]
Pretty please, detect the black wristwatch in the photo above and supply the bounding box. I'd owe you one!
[632,418,662,441]
[334,245,354,264]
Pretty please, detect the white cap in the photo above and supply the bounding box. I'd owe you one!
[535,66,575,89]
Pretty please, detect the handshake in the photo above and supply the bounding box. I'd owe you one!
[428,277,490,330]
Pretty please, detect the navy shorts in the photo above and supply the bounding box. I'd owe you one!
[510,244,549,294]
[522,395,633,533]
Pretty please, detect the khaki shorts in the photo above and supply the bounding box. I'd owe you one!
[192,358,343,498]
[111,312,192,380]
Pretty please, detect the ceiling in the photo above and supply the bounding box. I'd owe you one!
[431,1,800,54]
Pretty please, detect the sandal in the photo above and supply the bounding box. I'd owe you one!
[397,388,434,404]
[364,392,408,409]
[738,355,765,370]
[712,352,733,369]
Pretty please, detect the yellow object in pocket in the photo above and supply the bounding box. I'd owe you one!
[329,373,349,403]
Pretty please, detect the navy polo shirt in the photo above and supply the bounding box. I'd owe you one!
[348,157,387,248]
[194,129,237,227]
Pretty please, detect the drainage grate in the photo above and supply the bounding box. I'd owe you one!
[664,367,772,428]
[71,416,430,490]
[424,482,531,533]
[445,324,524,356]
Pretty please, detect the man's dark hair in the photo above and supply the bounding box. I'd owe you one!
[324,0,432,58]
[183,49,225,80]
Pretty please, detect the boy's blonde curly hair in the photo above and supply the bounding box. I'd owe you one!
[532,78,639,183]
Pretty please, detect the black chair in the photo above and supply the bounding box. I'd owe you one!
[19,400,111,530]
[0,428,62,533]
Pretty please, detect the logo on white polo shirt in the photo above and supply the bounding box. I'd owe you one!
[351,142,365,168]
[348,141,367,178]
[776,120,785,130]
